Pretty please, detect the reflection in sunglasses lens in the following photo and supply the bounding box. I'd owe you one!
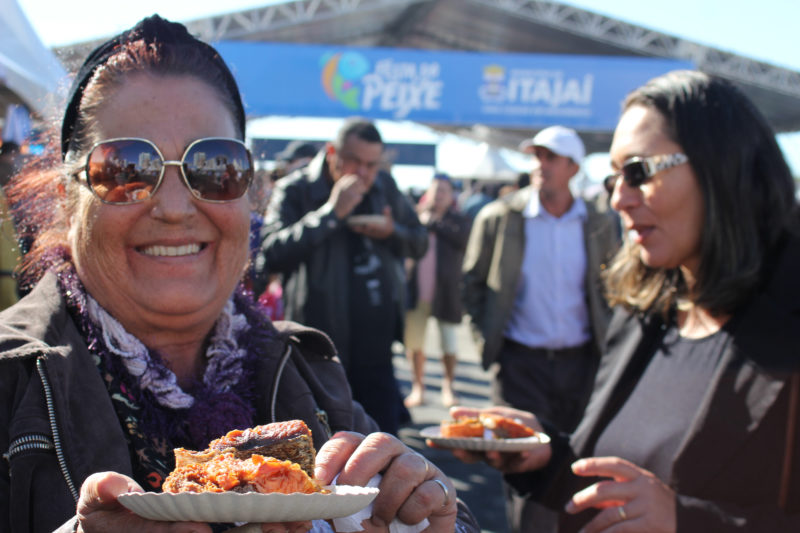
[185,140,252,202]
[87,140,161,203]
[86,139,253,204]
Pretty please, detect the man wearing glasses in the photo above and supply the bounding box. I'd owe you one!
[255,118,428,436]
[462,125,620,533]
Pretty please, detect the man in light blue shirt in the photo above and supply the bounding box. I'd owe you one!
[505,185,591,350]
[462,125,620,533]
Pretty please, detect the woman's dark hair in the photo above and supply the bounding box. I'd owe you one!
[62,15,245,158]
[8,16,247,289]
[604,70,797,317]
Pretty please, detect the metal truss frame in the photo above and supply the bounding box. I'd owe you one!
[184,0,423,41]
[185,0,800,99]
[482,0,800,98]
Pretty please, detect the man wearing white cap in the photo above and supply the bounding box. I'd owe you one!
[462,125,620,533]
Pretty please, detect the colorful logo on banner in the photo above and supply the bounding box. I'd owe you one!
[320,52,370,110]
[320,51,444,118]
[216,41,693,129]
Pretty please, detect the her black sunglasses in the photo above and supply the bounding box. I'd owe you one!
[604,153,688,194]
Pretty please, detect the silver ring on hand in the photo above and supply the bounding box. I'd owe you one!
[617,505,627,521]
[432,478,452,508]
[420,455,431,478]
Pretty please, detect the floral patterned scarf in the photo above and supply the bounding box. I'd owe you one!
[57,266,276,491]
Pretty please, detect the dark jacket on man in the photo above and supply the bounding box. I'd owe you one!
[256,153,428,367]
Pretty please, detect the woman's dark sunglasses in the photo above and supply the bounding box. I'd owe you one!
[75,137,254,204]
[603,152,688,194]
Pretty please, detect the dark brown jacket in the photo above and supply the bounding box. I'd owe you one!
[0,273,378,533]
[508,230,800,532]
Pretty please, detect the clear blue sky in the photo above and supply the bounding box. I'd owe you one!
[16,0,800,174]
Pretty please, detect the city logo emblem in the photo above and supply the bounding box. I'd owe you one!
[320,51,371,110]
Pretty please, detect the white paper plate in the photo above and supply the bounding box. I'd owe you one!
[419,426,550,452]
[118,485,379,523]
[346,214,387,226]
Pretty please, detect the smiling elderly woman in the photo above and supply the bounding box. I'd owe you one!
[0,16,478,533]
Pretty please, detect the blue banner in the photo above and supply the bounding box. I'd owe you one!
[215,41,693,131]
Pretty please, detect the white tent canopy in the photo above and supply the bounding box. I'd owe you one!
[0,0,65,121]
[449,142,520,181]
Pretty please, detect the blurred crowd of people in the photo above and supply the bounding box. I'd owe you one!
[248,123,607,437]
[226,82,800,532]
[0,16,798,533]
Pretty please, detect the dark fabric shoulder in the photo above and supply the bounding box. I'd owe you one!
[486,187,526,216]
[604,306,642,346]
[0,273,72,361]
[758,227,800,312]
[728,230,800,372]
[274,154,329,203]
[273,165,312,193]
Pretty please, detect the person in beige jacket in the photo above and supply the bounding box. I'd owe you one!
[462,126,620,533]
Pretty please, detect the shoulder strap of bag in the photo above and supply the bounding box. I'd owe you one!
[269,320,348,438]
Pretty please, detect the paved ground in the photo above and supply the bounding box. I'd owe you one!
[392,318,511,533]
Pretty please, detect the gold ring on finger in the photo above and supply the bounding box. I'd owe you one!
[432,478,452,508]
[416,453,431,478]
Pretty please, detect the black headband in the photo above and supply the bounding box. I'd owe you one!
[60,14,245,160]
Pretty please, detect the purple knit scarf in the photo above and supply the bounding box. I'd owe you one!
[57,264,277,449]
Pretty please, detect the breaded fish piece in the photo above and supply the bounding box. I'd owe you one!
[173,420,316,477]
[163,452,320,494]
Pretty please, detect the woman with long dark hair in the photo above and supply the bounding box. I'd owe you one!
[448,70,800,532]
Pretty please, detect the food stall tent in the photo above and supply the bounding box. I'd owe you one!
[0,0,65,130]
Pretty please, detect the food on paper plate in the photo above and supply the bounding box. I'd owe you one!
[163,420,324,494]
[440,414,535,440]
[440,417,485,438]
[162,452,320,494]
[175,419,316,476]
[478,413,536,439]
